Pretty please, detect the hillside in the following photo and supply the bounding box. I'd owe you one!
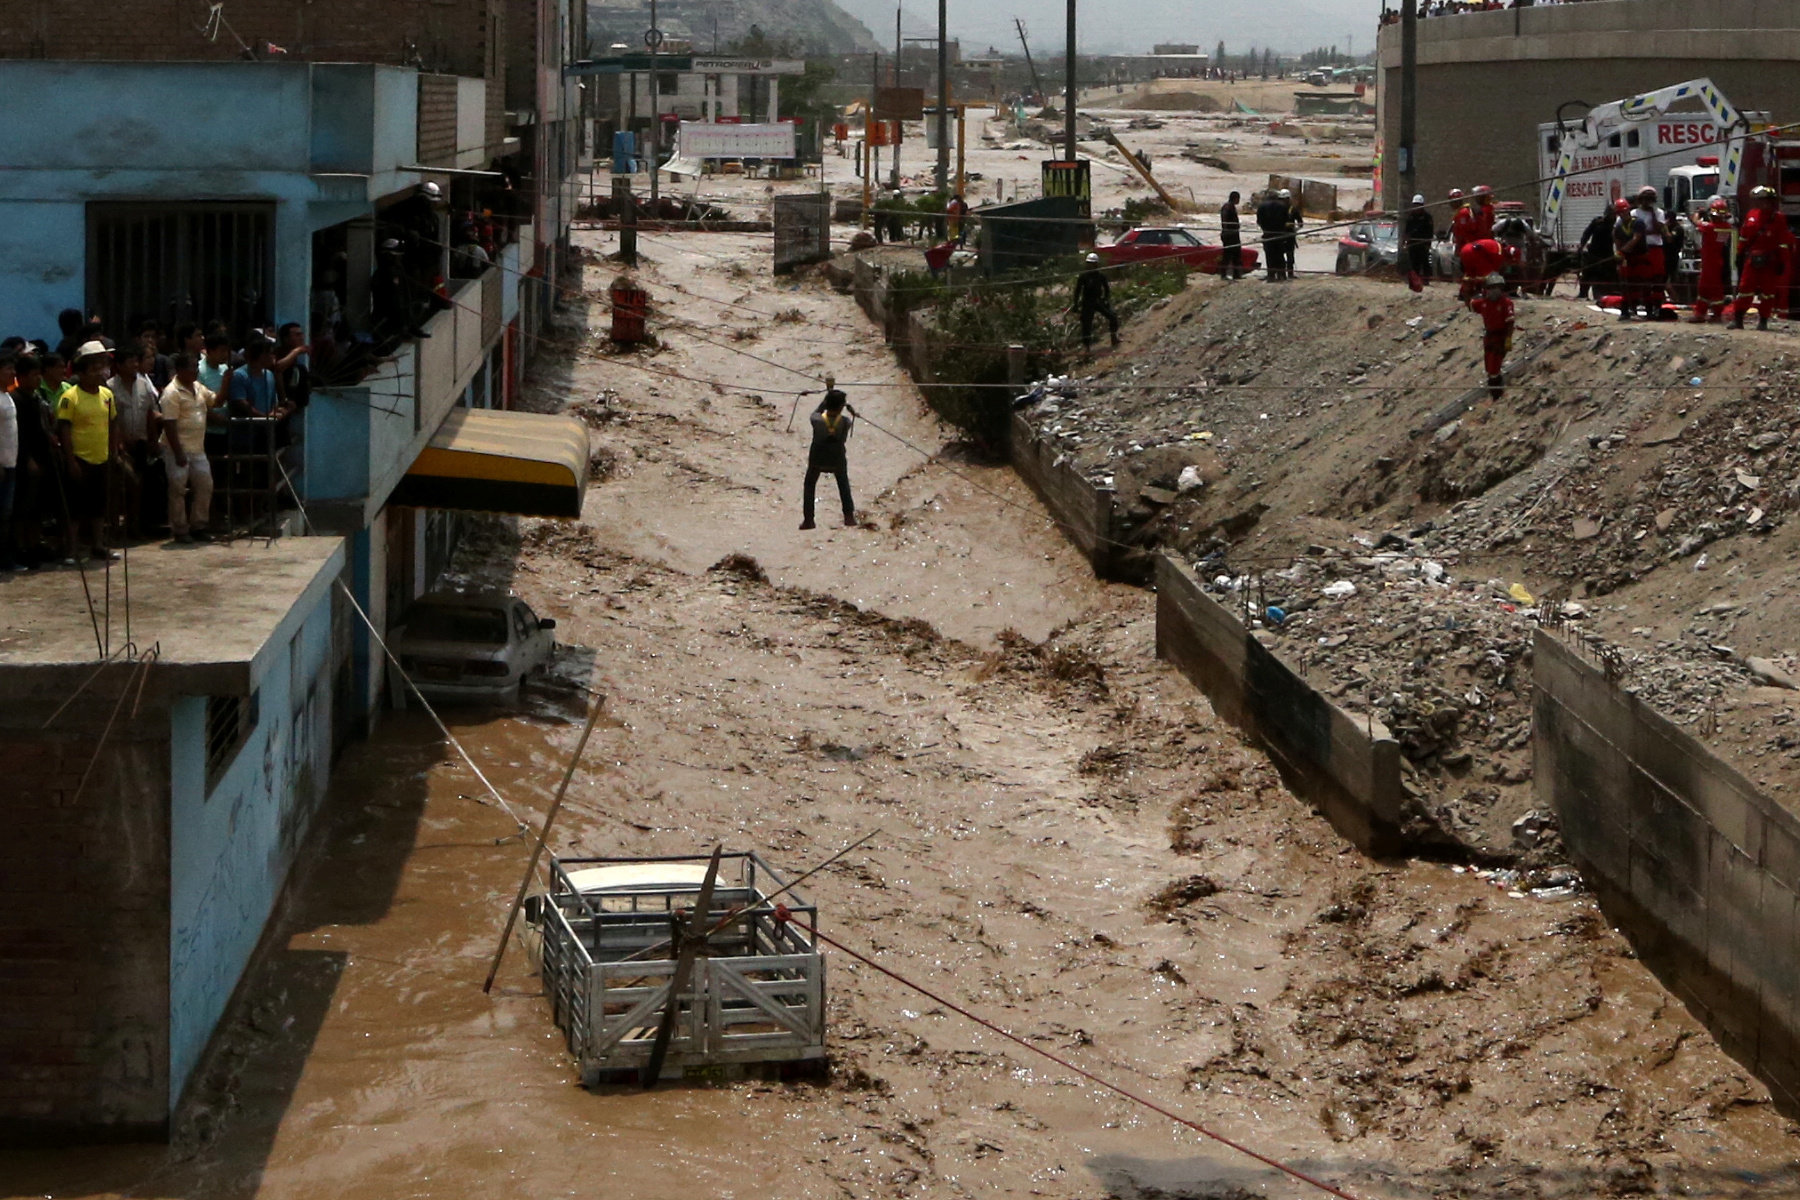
[587,0,880,54]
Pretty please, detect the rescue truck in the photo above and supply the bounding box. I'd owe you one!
[1537,79,1760,250]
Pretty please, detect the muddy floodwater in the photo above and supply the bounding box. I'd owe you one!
[8,232,1800,1200]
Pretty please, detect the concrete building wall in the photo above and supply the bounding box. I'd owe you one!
[0,61,421,340]
[0,703,172,1139]
[1376,1,1800,211]
[167,551,343,1105]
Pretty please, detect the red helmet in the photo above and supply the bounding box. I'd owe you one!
[1709,196,1731,213]
[1614,198,1631,213]
[1448,188,1465,200]
[1473,184,1493,198]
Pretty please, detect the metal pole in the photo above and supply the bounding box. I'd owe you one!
[648,0,661,207]
[863,53,876,228]
[482,697,608,993]
[891,7,902,189]
[936,0,949,193]
[1063,0,1077,161]
[1398,0,1417,207]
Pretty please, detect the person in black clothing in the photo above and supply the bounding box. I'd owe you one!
[1073,253,1120,349]
[1403,193,1435,284]
[1576,208,1619,300]
[801,378,856,530]
[1255,189,1291,280]
[1220,191,1243,280]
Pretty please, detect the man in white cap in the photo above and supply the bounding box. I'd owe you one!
[1071,252,1120,350]
[53,340,119,561]
[1403,193,1435,290]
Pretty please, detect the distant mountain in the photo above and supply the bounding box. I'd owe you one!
[831,0,1377,57]
[587,0,882,55]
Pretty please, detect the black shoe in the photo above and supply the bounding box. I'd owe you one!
[799,519,816,530]
[843,515,857,528]
[192,528,213,542]
[1760,315,1772,331]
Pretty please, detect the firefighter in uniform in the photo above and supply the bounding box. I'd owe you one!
[1733,185,1790,331]
[1469,272,1515,400]
[1690,196,1735,324]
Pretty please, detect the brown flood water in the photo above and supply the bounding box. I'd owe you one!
[7,231,1799,1200]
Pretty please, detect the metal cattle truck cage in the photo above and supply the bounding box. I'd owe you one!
[529,852,826,1084]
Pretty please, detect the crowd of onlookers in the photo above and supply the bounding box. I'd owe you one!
[1381,0,1613,21]
[0,312,313,571]
[0,179,526,572]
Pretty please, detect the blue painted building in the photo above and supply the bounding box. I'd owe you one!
[0,3,590,1139]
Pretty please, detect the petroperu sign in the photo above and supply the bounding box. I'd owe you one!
[689,58,805,75]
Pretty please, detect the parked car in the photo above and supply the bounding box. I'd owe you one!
[388,590,556,707]
[1335,216,1402,275]
[1097,226,1260,274]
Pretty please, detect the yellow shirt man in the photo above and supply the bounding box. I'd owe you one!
[55,384,117,465]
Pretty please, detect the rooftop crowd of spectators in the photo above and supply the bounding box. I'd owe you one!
[1381,0,1615,22]
[0,179,522,572]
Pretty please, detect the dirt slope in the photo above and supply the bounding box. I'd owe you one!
[1024,275,1800,857]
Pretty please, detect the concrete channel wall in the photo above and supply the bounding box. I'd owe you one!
[1535,628,1800,1112]
[1007,411,1126,580]
[1155,555,1408,856]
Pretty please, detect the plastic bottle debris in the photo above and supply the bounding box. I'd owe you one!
[1322,580,1358,598]
[1265,605,1287,626]
[1177,465,1205,492]
[1690,376,1703,387]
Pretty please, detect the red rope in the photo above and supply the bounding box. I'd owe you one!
[796,920,1368,1200]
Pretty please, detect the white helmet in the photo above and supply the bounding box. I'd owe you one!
[1278,188,1292,199]
[422,181,443,200]
[1086,252,1100,264]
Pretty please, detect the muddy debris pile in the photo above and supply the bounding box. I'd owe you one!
[1202,539,1543,859]
[1425,356,1800,596]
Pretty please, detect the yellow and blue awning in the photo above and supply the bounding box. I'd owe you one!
[393,407,590,518]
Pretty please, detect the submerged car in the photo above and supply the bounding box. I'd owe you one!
[388,590,556,706]
[1098,226,1260,274]
[1336,216,1402,275]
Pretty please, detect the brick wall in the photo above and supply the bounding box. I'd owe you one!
[0,685,172,1141]
[0,0,491,76]
[417,73,460,166]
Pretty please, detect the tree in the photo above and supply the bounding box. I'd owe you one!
[1215,39,1226,68]
[1261,48,1272,79]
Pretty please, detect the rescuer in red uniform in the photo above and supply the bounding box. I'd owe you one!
[1459,236,1505,301]
[1450,189,1478,250]
[1733,185,1790,331]
[1690,196,1735,324]
[1469,184,1496,242]
[1469,272,1515,400]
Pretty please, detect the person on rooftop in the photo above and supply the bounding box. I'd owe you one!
[54,340,118,562]
[157,352,215,544]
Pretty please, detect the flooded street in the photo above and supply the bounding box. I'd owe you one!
[8,231,1800,1200]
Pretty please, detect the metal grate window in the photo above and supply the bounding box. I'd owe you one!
[205,691,260,794]
[87,203,275,339]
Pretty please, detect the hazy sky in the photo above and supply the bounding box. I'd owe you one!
[839,0,1382,56]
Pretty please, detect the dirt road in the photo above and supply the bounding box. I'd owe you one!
[7,233,1797,1200]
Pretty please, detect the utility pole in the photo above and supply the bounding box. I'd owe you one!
[892,7,902,189]
[935,0,949,193]
[863,51,876,228]
[648,0,662,206]
[1015,18,1043,105]
[1399,0,1417,207]
[1063,0,1077,161]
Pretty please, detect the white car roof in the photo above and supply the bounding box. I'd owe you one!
[561,863,719,893]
